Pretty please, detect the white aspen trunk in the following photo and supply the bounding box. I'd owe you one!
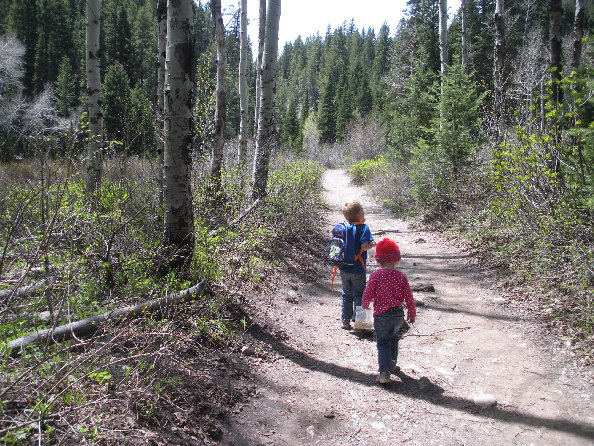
[461,0,467,67]
[86,0,103,195]
[210,0,227,190]
[438,0,448,77]
[438,0,448,129]
[252,0,280,199]
[571,0,584,71]
[156,0,167,205]
[163,0,195,265]
[493,0,505,137]
[238,0,249,167]
[253,0,266,136]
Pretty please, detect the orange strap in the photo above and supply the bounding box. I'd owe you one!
[331,249,365,291]
[331,266,338,291]
[354,249,366,271]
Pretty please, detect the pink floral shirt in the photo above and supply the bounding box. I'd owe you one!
[362,268,416,319]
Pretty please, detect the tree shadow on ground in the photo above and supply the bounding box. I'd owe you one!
[248,323,594,441]
[423,303,525,322]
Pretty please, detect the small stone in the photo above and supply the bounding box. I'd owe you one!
[324,411,335,419]
[306,425,315,437]
[241,345,255,356]
[370,421,385,429]
[472,393,497,407]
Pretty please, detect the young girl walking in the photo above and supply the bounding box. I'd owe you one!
[362,238,416,384]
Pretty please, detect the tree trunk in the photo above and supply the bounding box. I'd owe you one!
[238,0,249,167]
[156,0,167,205]
[438,0,448,129]
[210,0,227,191]
[461,0,467,67]
[438,0,448,77]
[571,0,584,72]
[252,0,281,200]
[6,282,205,356]
[549,0,563,104]
[253,0,266,136]
[493,0,505,137]
[86,0,103,195]
[163,0,195,267]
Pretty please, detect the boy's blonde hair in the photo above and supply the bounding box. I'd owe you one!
[342,200,363,223]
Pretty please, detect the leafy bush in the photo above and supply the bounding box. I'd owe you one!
[349,156,387,185]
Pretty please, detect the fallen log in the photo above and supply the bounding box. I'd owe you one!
[0,280,49,300]
[4,281,205,356]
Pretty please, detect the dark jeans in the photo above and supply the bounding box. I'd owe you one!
[374,306,405,373]
[340,271,366,321]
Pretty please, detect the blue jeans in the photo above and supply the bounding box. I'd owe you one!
[340,271,366,321]
[374,306,405,372]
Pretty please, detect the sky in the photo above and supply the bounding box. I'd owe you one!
[220,0,462,55]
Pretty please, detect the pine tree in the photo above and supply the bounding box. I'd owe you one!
[317,74,336,143]
[103,62,132,147]
[56,56,75,116]
[281,98,300,151]
[371,23,391,111]
[335,72,352,142]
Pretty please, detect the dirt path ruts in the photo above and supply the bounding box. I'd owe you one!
[224,169,594,445]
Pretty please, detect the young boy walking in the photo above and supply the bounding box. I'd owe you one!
[362,238,416,384]
[338,200,376,330]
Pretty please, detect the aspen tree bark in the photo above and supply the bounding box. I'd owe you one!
[438,0,448,77]
[86,0,103,195]
[438,0,448,128]
[211,0,227,190]
[461,0,467,67]
[254,0,266,136]
[571,0,584,72]
[163,0,195,266]
[238,0,249,167]
[493,0,505,137]
[252,0,280,200]
[549,0,563,104]
[156,0,167,204]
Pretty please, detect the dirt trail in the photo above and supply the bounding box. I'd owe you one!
[224,169,594,445]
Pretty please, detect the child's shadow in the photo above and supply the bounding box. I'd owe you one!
[387,370,445,397]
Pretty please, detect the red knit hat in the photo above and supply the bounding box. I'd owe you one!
[374,238,401,264]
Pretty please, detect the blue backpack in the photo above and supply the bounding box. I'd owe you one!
[328,223,365,290]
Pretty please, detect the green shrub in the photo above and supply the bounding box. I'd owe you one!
[349,156,387,185]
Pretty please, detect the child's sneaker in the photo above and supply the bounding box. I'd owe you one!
[341,320,352,330]
[376,372,390,384]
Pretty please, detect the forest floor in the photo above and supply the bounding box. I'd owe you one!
[219,169,594,445]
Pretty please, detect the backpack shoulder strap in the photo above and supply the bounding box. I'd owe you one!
[353,224,366,270]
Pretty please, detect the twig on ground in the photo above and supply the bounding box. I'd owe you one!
[404,326,471,337]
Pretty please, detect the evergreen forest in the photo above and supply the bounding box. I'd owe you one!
[0,0,592,443]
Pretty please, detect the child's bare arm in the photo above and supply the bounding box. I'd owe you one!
[361,240,377,251]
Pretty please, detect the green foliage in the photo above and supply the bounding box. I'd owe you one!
[56,56,76,117]
[103,62,132,148]
[281,99,301,152]
[349,156,387,185]
[194,50,216,153]
[405,65,485,215]
[265,160,325,240]
[386,61,438,164]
